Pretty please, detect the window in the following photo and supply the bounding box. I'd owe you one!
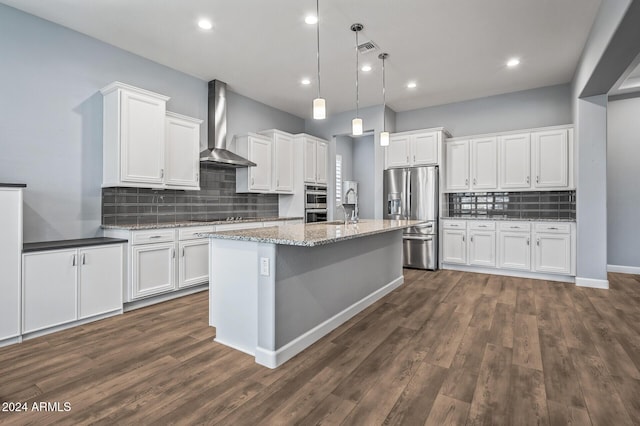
[336,154,342,205]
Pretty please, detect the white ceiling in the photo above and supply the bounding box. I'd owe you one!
[1,0,602,119]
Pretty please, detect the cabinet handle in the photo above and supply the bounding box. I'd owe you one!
[413,155,416,163]
[478,225,487,228]
[72,254,77,266]
[82,254,86,265]
[510,226,519,229]
[406,156,409,163]
[462,235,465,242]
[196,173,199,182]
[536,176,539,183]
[548,227,558,230]
[251,177,255,185]
[536,238,540,246]
[277,179,280,187]
[527,238,530,246]
[172,248,176,259]
[473,178,477,185]
[465,178,469,186]
[182,248,185,257]
[470,236,474,242]
[160,169,164,178]
[526,176,530,184]
[149,235,162,239]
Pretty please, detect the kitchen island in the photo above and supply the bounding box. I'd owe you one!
[203,219,423,368]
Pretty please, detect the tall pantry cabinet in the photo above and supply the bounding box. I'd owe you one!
[0,185,24,346]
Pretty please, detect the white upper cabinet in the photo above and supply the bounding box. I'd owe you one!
[273,132,294,192]
[385,129,443,169]
[165,112,202,190]
[499,133,531,190]
[470,137,498,190]
[301,135,328,185]
[445,140,470,191]
[532,129,568,188]
[101,82,203,190]
[237,134,273,192]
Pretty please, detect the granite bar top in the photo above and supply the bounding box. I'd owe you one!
[201,219,424,247]
[101,216,303,230]
[0,183,27,188]
[24,237,128,253]
[441,216,576,222]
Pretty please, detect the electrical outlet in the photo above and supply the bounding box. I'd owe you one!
[260,257,270,276]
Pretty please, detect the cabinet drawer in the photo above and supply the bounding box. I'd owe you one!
[468,221,495,231]
[534,222,571,234]
[215,222,264,232]
[131,229,175,245]
[178,226,214,241]
[443,220,466,230]
[498,221,531,232]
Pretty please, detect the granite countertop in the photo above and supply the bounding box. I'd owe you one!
[0,183,27,188]
[441,216,576,222]
[24,237,128,253]
[201,219,424,247]
[101,216,303,230]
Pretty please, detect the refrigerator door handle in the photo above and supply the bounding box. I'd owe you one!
[403,235,433,241]
[404,169,411,218]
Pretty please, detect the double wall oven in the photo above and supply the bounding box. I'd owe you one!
[305,185,327,223]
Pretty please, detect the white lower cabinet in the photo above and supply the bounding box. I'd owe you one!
[442,219,575,278]
[469,222,496,268]
[179,239,209,289]
[0,187,23,343]
[131,242,176,299]
[443,229,467,264]
[22,244,124,334]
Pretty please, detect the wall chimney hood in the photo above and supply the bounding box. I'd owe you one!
[199,80,256,167]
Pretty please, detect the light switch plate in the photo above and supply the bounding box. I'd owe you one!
[260,257,270,276]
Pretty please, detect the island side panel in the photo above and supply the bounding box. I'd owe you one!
[272,230,403,351]
[209,239,260,356]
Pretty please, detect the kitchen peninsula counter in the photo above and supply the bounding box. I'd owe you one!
[205,219,423,368]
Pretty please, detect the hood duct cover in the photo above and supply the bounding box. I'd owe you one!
[199,80,256,167]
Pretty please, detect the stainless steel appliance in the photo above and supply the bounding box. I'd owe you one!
[383,166,438,270]
[305,185,327,223]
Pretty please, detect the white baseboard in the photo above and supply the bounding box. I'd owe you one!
[213,338,256,357]
[22,309,123,341]
[441,264,575,283]
[255,275,405,369]
[575,276,609,289]
[0,335,21,348]
[124,284,208,312]
[607,264,640,275]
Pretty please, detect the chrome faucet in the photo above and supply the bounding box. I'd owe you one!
[336,204,349,225]
[343,188,359,223]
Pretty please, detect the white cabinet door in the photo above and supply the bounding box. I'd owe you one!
[534,233,571,275]
[498,232,531,270]
[316,141,328,185]
[23,250,78,333]
[131,243,176,300]
[120,89,166,185]
[532,129,568,188]
[412,133,439,165]
[500,133,531,189]
[79,245,123,319]
[179,239,209,288]
[303,138,317,183]
[469,231,496,267]
[443,229,467,264]
[471,137,497,190]
[249,136,273,191]
[274,133,294,192]
[386,135,410,168]
[165,113,201,189]
[0,189,21,341]
[445,141,469,191]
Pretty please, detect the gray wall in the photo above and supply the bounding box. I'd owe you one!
[607,96,640,268]
[395,84,572,137]
[0,4,303,242]
[571,0,632,283]
[353,135,376,219]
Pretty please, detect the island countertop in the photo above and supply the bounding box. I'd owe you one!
[200,219,424,247]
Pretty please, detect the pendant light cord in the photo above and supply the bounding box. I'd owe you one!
[316,0,321,99]
[355,29,359,118]
[382,55,386,132]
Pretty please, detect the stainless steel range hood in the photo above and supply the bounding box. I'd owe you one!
[199,80,256,167]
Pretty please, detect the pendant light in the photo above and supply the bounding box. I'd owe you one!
[351,23,363,136]
[379,53,389,146]
[312,0,326,119]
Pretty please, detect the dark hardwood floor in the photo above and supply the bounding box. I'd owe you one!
[1,270,640,425]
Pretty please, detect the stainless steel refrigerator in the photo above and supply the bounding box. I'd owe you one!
[383,166,438,270]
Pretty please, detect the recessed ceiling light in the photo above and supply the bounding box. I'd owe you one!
[305,15,318,25]
[507,58,520,67]
[198,19,212,30]
[301,78,311,85]
[407,81,417,89]
[361,65,372,72]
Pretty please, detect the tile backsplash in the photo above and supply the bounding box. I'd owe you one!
[102,164,279,226]
[447,191,576,220]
